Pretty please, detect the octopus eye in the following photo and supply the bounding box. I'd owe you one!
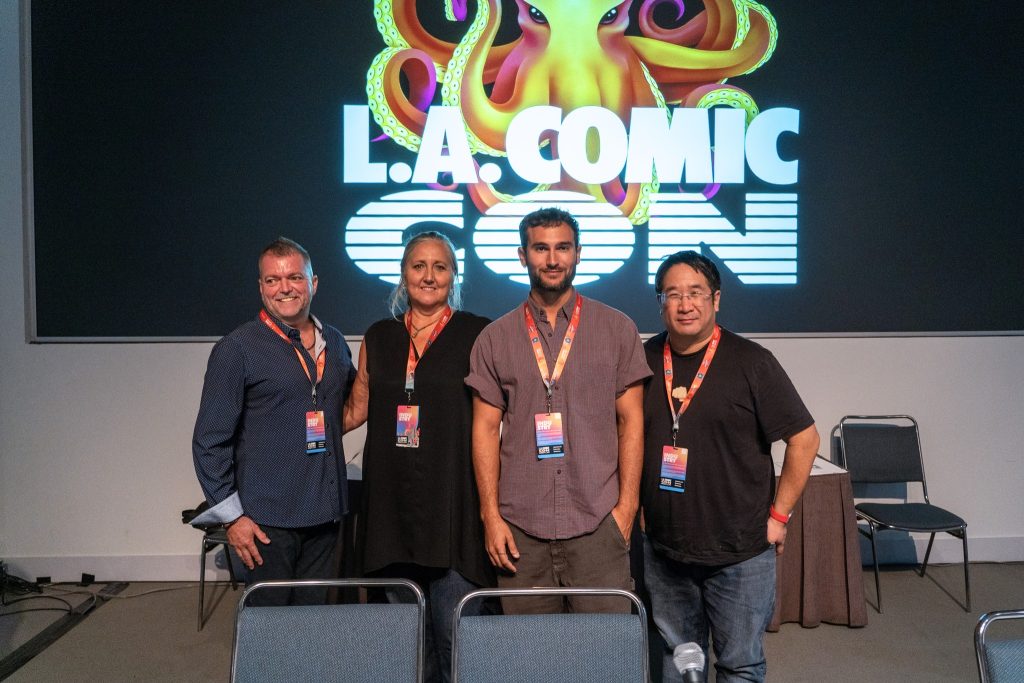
[600,8,619,25]
[527,5,548,24]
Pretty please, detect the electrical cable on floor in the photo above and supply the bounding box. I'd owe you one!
[1,594,73,610]
[0,591,98,620]
[42,583,203,599]
[1,607,75,617]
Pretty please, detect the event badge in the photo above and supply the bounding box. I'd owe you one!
[305,410,327,455]
[535,412,564,459]
[660,445,688,492]
[396,405,420,448]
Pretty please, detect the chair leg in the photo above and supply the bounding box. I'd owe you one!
[867,523,882,613]
[962,531,971,612]
[920,533,936,577]
[224,542,239,590]
[199,538,210,632]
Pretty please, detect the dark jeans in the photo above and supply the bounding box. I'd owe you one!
[243,521,340,606]
[382,566,482,683]
[643,541,776,683]
[500,513,633,614]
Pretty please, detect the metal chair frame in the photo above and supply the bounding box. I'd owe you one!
[837,414,970,612]
[976,609,1024,683]
[182,502,239,631]
[198,525,238,631]
[451,587,649,683]
[231,578,425,683]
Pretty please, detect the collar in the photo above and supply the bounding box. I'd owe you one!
[260,311,323,340]
[665,326,720,358]
[526,288,577,322]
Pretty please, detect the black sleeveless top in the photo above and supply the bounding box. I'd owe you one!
[357,311,493,587]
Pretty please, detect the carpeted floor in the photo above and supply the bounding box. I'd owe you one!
[2,562,1023,681]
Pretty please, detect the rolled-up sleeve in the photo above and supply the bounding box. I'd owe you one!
[616,318,653,395]
[464,326,506,410]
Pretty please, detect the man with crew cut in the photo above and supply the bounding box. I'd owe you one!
[192,237,355,605]
[466,207,652,614]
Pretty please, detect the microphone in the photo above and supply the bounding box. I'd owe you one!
[673,642,705,683]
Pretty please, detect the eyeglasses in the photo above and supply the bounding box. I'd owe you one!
[657,290,713,305]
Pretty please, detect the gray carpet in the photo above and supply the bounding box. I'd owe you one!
[2,563,1023,681]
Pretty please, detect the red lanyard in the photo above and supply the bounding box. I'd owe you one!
[524,295,583,413]
[663,325,720,445]
[260,309,326,405]
[404,306,452,394]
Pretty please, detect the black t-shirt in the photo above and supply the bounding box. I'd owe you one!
[641,328,814,566]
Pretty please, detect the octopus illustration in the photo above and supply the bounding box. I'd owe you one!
[367,0,777,223]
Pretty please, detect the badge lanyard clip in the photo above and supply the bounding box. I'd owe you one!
[664,325,721,445]
[524,296,583,417]
[403,306,452,403]
[260,310,325,410]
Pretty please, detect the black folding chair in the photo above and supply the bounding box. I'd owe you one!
[837,415,970,612]
[181,502,239,631]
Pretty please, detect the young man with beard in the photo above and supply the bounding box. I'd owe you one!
[466,207,652,614]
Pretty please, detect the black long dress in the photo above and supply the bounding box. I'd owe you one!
[357,311,493,588]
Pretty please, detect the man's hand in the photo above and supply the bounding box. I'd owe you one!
[767,517,788,555]
[610,503,637,548]
[225,515,270,570]
[482,514,520,573]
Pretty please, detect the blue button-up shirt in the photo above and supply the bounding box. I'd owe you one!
[192,312,355,528]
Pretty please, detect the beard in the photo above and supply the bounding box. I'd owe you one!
[528,263,577,294]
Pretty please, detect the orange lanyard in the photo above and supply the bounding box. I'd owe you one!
[259,309,326,406]
[663,325,720,446]
[404,306,452,395]
[524,295,583,414]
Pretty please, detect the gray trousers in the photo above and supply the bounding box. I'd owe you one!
[499,513,633,614]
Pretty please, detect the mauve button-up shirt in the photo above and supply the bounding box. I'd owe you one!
[466,291,652,540]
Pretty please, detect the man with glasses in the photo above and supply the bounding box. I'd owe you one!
[640,251,819,682]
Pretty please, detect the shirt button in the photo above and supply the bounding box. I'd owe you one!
[556,469,562,474]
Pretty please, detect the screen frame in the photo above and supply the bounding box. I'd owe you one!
[19,0,1023,342]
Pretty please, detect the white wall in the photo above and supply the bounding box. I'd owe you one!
[2,0,1021,581]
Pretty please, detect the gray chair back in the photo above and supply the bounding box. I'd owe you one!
[976,609,1024,683]
[452,587,648,683]
[231,578,424,683]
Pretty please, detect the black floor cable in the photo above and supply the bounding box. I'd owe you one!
[0,574,128,680]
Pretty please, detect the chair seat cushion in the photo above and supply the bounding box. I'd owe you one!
[987,639,1024,683]
[856,502,966,531]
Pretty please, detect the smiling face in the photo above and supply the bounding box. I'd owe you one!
[403,238,453,315]
[660,263,720,350]
[258,251,317,328]
[518,222,581,296]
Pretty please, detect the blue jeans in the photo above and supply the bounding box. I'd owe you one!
[385,568,481,683]
[643,541,776,683]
